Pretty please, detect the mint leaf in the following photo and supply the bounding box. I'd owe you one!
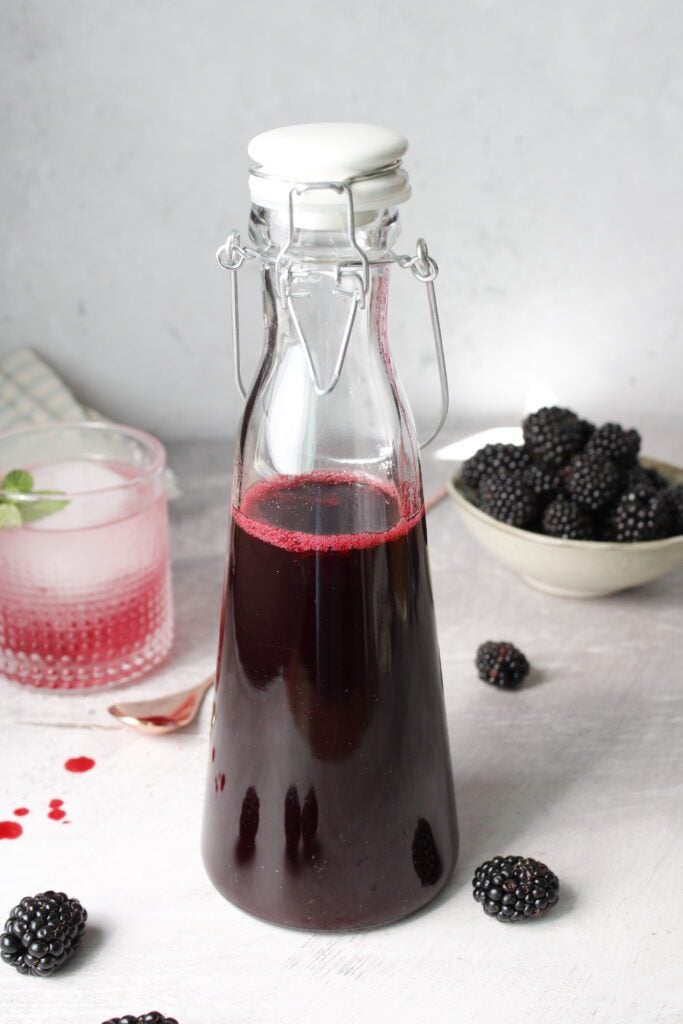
[2,469,34,493]
[0,503,23,529]
[0,470,69,526]
[19,490,69,524]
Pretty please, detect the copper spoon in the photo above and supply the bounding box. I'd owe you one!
[108,674,215,735]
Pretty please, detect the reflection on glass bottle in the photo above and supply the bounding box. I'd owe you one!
[284,786,301,862]
[282,785,321,867]
[412,818,443,887]
[236,786,260,864]
[301,787,319,855]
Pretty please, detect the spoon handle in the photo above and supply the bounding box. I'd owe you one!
[200,674,216,693]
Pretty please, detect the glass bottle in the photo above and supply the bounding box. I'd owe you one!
[203,124,458,929]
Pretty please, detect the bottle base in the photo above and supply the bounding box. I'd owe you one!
[202,842,458,932]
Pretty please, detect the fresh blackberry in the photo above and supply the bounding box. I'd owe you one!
[542,495,595,540]
[100,1016,179,1024]
[1,891,87,977]
[564,452,621,511]
[479,474,538,528]
[412,818,443,886]
[475,641,530,689]
[625,464,668,492]
[522,406,584,468]
[646,467,670,490]
[462,443,529,490]
[472,856,559,922]
[606,488,674,542]
[664,484,683,534]
[522,462,562,499]
[578,418,596,447]
[586,422,640,467]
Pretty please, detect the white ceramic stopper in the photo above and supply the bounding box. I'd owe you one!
[247,123,411,227]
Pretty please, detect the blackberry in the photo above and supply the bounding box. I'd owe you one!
[412,818,443,887]
[472,856,559,922]
[664,483,683,534]
[542,495,595,540]
[586,422,640,467]
[606,488,675,542]
[564,452,621,511]
[0,891,87,977]
[100,1016,179,1024]
[522,462,562,499]
[479,473,538,528]
[475,641,530,689]
[625,464,668,493]
[461,443,529,490]
[578,418,596,447]
[522,406,584,468]
[626,466,663,497]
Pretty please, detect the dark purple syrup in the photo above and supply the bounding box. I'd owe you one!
[202,473,458,929]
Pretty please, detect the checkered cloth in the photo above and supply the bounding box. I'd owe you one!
[0,349,99,430]
[0,348,178,496]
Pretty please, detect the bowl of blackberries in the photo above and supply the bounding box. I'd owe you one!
[448,407,683,597]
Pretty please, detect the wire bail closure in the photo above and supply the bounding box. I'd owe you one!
[216,184,449,447]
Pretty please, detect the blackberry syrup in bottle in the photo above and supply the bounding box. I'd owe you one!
[203,124,458,928]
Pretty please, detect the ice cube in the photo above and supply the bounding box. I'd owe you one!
[30,459,128,494]
[27,459,136,530]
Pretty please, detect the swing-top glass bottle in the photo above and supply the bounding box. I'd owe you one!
[203,123,458,929]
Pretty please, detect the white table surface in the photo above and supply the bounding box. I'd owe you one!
[1,429,682,1024]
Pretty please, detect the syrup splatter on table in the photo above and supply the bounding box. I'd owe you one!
[64,756,96,773]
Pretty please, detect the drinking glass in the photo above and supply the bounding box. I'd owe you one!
[0,422,173,689]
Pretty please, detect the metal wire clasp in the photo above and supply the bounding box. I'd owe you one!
[216,206,449,447]
[216,230,253,399]
[397,238,449,448]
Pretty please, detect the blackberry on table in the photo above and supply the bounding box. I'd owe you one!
[586,422,640,467]
[605,488,674,542]
[542,495,595,540]
[564,452,621,511]
[472,856,559,922]
[0,891,87,977]
[476,641,530,689]
[462,443,529,490]
[479,473,538,528]
[100,1016,179,1024]
[522,406,584,468]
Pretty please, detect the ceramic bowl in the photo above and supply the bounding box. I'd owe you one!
[447,457,683,598]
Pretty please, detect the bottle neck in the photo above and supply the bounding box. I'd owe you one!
[237,204,420,513]
[248,204,401,258]
[248,205,401,399]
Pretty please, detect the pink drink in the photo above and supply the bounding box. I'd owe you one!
[0,427,173,690]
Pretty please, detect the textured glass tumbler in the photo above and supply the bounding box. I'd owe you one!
[0,423,173,690]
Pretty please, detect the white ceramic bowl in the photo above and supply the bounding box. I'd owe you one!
[448,457,683,598]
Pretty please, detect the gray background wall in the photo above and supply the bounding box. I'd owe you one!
[1,0,682,441]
